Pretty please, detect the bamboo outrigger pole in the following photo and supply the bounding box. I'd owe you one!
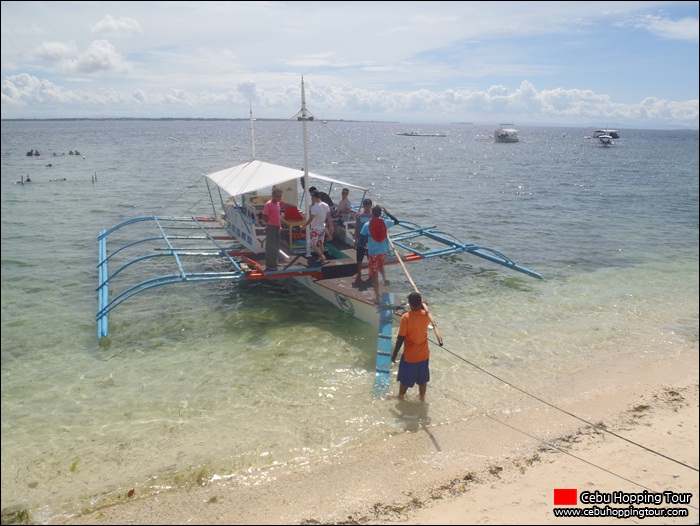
[387,236,443,346]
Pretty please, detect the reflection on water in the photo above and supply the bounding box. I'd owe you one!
[391,399,432,434]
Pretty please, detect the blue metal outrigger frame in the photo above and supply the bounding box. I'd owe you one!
[96,215,542,340]
[388,220,544,280]
[96,216,246,339]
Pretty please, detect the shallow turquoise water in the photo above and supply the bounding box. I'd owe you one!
[1,119,698,522]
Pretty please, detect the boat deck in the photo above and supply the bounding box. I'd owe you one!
[241,239,358,277]
[235,236,400,314]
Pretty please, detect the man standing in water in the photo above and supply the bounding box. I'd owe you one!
[391,292,431,401]
[262,188,284,271]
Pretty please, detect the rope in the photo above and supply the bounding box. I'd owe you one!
[386,235,443,346]
[430,335,698,473]
[485,413,698,511]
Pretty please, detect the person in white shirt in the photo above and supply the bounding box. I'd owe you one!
[303,191,334,263]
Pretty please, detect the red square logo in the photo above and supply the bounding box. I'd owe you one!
[554,488,577,505]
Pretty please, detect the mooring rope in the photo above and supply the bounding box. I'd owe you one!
[427,334,698,473]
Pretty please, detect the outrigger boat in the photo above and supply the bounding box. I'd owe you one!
[96,79,542,340]
[598,134,613,146]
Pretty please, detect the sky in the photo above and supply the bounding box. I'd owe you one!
[1,1,698,129]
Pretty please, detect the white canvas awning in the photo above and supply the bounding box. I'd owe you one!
[204,160,368,197]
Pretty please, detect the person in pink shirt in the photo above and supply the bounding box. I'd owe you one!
[262,189,284,271]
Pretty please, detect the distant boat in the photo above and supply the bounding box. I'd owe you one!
[594,129,619,139]
[396,131,447,137]
[598,135,613,146]
[494,125,519,143]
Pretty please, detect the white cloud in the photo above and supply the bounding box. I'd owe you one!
[3,72,697,125]
[34,41,79,62]
[623,13,700,42]
[69,40,132,75]
[90,15,141,37]
[1,1,697,127]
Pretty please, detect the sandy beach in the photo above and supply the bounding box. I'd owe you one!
[56,345,698,525]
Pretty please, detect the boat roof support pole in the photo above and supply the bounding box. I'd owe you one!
[301,77,311,257]
[204,177,219,218]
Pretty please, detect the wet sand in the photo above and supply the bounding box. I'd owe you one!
[57,345,698,525]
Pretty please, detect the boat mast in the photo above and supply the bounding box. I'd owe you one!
[301,77,311,256]
[249,101,256,158]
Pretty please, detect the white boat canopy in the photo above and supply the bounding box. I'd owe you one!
[204,160,368,197]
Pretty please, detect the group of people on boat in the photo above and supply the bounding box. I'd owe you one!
[260,185,398,304]
[306,186,353,223]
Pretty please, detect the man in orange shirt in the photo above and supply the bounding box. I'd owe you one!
[391,291,431,401]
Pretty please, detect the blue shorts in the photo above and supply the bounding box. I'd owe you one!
[397,358,430,388]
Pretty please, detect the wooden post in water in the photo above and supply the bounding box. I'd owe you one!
[373,291,394,397]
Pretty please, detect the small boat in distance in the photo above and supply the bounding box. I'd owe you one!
[598,134,613,146]
[594,129,619,139]
[396,131,447,137]
[494,125,519,143]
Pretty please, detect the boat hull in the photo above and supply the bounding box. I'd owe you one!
[292,274,403,326]
[494,127,519,143]
[594,129,619,139]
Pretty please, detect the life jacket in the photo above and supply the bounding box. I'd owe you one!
[284,206,303,220]
[369,217,387,242]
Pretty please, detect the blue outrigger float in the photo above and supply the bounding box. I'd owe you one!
[96,80,542,341]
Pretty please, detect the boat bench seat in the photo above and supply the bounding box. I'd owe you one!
[244,195,274,225]
[247,195,272,207]
[333,214,356,244]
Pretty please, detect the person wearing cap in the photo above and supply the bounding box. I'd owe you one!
[391,291,431,402]
[303,191,334,263]
[353,198,373,279]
